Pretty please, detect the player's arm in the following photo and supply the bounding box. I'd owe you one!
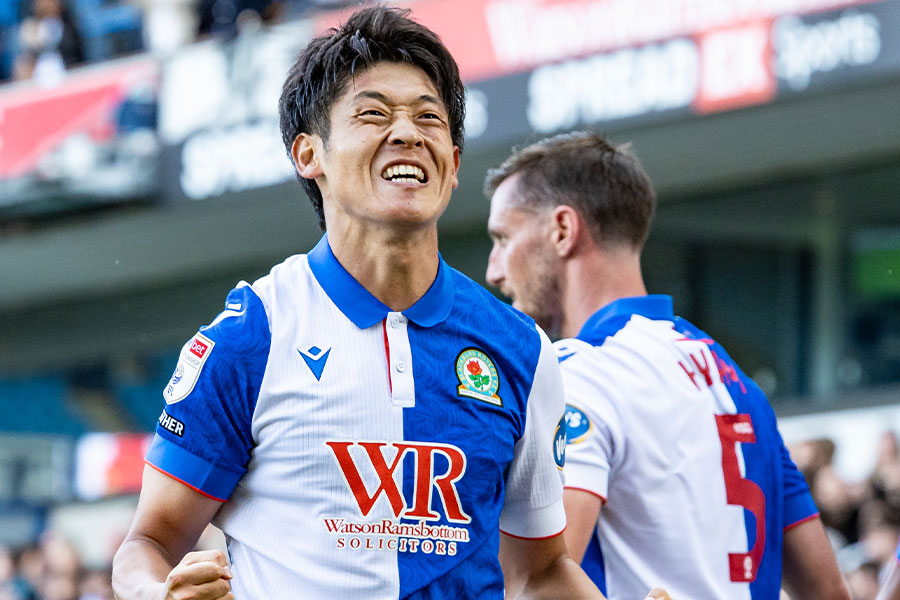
[112,465,233,600]
[500,532,605,599]
[562,488,603,562]
[500,535,672,600]
[781,516,849,600]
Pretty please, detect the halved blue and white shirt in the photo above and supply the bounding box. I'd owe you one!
[147,235,567,599]
[559,295,818,600]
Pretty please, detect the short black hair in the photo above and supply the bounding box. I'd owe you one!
[485,131,656,251]
[278,5,466,230]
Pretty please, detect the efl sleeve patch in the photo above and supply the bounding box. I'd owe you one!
[148,284,271,500]
[164,333,215,404]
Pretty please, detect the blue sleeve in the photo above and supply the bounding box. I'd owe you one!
[779,429,819,529]
[145,284,271,501]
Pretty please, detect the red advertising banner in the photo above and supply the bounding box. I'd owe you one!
[75,432,153,500]
[0,57,157,180]
[315,0,877,83]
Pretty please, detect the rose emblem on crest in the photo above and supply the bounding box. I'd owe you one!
[455,348,502,406]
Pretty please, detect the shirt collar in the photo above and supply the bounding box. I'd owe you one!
[307,234,454,329]
[577,295,673,345]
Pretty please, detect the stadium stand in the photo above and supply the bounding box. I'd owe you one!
[0,377,85,436]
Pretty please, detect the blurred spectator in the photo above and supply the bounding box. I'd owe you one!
[14,0,84,85]
[197,0,283,38]
[793,437,866,545]
[77,569,113,600]
[1,533,118,600]
[134,0,197,56]
[786,429,900,596]
[68,0,143,62]
[0,0,19,81]
[846,559,881,600]
[38,572,77,600]
[867,431,900,521]
[15,544,44,599]
[856,501,900,568]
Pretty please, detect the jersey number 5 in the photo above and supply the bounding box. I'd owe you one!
[715,413,766,583]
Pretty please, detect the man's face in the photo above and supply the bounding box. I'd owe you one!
[486,175,562,336]
[305,61,460,233]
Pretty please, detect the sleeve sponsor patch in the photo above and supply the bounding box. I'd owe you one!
[158,410,186,437]
[553,414,567,469]
[564,404,592,444]
[164,332,215,405]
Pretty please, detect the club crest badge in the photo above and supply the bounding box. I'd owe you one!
[455,348,502,407]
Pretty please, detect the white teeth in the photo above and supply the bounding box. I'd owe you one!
[381,164,425,182]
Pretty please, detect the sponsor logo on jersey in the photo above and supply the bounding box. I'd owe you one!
[189,337,210,359]
[298,345,331,381]
[455,348,502,406]
[564,404,592,444]
[324,440,472,554]
[158,410,185,437]
[164,332,215,404]
[553,415,566,469]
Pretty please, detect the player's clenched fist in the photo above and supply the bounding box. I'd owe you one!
[164,550,233,600]
[644,588,673,600]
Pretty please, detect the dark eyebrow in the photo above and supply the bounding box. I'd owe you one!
[352,91,444,108]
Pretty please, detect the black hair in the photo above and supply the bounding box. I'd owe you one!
[278,5,466,230]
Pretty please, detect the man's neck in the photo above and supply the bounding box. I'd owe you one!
[559,248,647,339]
[327,223,441,312]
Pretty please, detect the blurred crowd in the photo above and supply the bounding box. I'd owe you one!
[0,534,113,600]
[0,432,898,599]
[790,430,900,600]
[0,0,362,85]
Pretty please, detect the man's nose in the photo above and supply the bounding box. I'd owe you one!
[388,114,424,147]
[485,248,504,287]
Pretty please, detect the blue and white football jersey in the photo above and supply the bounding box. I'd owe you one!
[147,235,567,599]
[558,295,818,600]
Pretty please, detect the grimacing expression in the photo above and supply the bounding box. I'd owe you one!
[296,61,460,232]
[486,175,562,335]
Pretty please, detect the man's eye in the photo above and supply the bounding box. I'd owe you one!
[361,109,385,117]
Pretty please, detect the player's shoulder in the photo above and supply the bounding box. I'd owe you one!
[198,282,270,351]
[249,253,310,301]
[553,338,595,365]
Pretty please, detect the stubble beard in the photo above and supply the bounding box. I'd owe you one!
[520,263,563,340]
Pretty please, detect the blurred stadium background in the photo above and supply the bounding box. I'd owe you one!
[1,0,900,598]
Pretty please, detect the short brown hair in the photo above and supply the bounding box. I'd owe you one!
[485,131,656,250]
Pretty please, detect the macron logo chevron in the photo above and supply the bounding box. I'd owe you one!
[299,345,331,381]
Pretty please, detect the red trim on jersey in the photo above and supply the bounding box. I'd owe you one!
[145,461,227,502]
[674,336,715,345]
[783,512,820,532]
[564,486,608,504]
[499,526,566,541]
[382,319,392,394]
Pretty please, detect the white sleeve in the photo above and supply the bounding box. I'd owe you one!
[499,326,567,539]
[557,341,624,502]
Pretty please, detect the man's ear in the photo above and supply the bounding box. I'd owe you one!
[291,133,323,179]
[550,205,583,258]
[450,146,460,189]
